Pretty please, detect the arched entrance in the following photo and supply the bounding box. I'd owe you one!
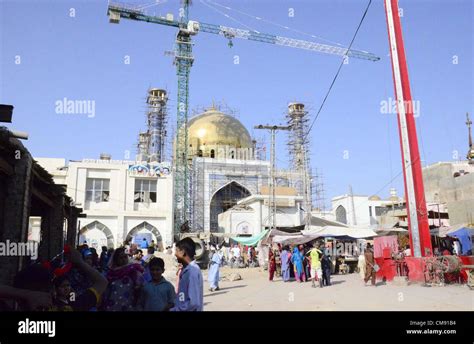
[235,221,252,235]
[335,205,348,224]
[210,181,251,232]
[125,222,164,251]
[79,221,114,249]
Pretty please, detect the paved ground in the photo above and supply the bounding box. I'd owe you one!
[202,267,474,311]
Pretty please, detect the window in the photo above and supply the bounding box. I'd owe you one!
[86,178,110,202]
[134,179,157,203]
[375,206,385,216]
[369,206,373,217]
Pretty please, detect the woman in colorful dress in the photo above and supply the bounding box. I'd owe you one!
[291,246,305,282]
[100,247,144,311]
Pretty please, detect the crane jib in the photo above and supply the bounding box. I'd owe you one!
[199,22,379,61]
[107,4,379,61]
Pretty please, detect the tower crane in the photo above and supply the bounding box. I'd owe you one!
[107,0,380,236]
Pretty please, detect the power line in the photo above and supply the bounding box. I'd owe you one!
[203,0,348,48]
[199,0,259,33]
[303,0,374,144]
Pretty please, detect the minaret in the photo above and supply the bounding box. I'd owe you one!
[147,88,168,163]
[136,131,150,162]
[466,112,474,164]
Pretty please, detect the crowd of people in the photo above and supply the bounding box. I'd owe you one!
[205,240,379,290]
[216,244,259,268]
[5,235,461,311]
[267,242,333,288]
[0,237,204,312]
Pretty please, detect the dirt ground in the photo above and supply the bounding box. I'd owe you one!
[201,267,474,311]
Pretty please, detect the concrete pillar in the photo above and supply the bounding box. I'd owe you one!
[38,212,51,260]
[256,200,262,234]
[0,151,33,285]
[66,210,78,247]
[38,196,64,260]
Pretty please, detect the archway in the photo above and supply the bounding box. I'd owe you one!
[125,222,164,251]
[210,181,251,232]
[79,221,114,249]
[335,205,348,224]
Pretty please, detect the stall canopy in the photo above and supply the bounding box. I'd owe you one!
[272,225,377,246]
[302,226,378,239]
[272,234,318,246]
[446,227,473,255]
[376,227,409,236]
[311,217,348,228]
[230,229,270,247]
[429,226,452,238]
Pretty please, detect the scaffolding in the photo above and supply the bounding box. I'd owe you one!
[189,157,269,232]
[136,131,150,162]
[187,104,318,233]
[135,88,169,163]
[312,168,327,213]
[286,102,313,228]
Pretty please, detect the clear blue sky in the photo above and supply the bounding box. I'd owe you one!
[1,0,473,207]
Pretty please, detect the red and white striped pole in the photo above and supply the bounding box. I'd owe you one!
[384,0,432,257]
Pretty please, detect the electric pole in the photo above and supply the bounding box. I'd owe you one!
[254,124,291,232]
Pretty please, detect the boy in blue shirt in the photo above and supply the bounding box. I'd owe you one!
[138,257,175,311]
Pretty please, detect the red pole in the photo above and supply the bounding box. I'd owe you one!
[384,0,432,257]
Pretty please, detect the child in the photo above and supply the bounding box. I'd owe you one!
[52,275,74,311]
[138,257,175,311]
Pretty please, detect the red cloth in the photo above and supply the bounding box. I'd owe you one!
[374,235,398,258]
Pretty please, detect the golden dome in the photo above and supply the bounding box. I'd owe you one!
[187,108,253,150]
[369,195,381,201]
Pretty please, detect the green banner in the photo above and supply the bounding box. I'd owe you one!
[230,230,269,246]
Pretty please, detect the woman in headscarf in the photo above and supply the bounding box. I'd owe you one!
[357,252,366,280]
[280,246,290,282]
[291,246,305,282]
[268,248,276,281]
[208,246,222,292]
[100,247,145,311]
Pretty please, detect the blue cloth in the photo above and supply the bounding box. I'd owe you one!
[280,250,290,281]
[141,240,148,249]
[448,228,472,255]
[208,252,221,289]
[171,261,203,312]
[143,266,151,283]
[291,247,303,275]
[139,277,176,311]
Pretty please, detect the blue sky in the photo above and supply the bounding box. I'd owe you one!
[1,0,473,207]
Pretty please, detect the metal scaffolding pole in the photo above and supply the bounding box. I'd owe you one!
[255,124,291,231]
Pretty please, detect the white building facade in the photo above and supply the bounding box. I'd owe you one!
[331,192,401,228]
[36,157,174,249]
[218,193,305,235]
